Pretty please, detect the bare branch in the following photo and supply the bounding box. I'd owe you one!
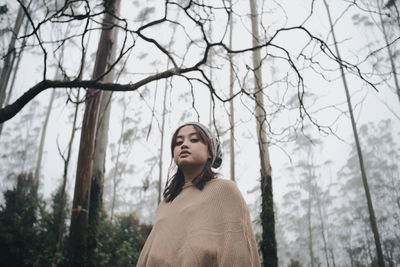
[0,66,195,122]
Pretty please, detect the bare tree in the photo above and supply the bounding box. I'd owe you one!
[377,0,400,104]
[323,0,385,266]
[249,0,277,266]
[68,0,121,265]
[0,0,26,109]
[0,18,29,137]
[53,87,81,266]
[314,180,332,267]
[33,83,56,194]
[0,2,377,126]
[158,78,168,204]
[87,15,119,267]
[354,0,400,105]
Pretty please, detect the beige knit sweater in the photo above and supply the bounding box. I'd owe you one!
[136,178,261,267]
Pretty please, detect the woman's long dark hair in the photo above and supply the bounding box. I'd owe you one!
[163,124,217,202]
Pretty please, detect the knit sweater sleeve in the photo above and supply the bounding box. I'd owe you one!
[211,180,261,267]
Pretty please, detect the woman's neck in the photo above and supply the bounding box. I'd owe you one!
[182,164,205,183]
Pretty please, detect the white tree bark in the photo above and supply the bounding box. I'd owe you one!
[0,0,26,108]
[249,0,277,266]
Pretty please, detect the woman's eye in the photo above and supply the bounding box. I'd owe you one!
[191,138,199,143]
[176,141,183,146]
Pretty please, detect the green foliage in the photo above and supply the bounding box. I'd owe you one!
[96,214,152,266]
[34,186,69,267]
[0,172,152,267]
[0,173,48,267]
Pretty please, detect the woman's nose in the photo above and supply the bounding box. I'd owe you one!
[181,141,189,148]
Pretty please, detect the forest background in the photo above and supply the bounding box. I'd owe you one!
[0,0,399,266]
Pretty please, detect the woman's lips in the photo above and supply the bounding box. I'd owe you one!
[180,151,190,157]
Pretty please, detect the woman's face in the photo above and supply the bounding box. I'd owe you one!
[173,125,211,169]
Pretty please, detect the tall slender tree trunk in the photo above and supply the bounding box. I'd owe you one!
[158,80,167,203]
[87,80,114,267]
[348,250,355,267]
[306,154,330,267]
[314,183,330,267]
[307,192,315,267]
[323,1,385,266]
[109,131,121,222]
[0,18,29,138]
[228,0,236,182]
[56,21,91,264]
[0,0,26,109]
[4,20,29,109]
[87,6,119,267]
[330,248,337,267]
[363,220,375,264]
[249,0,277,266]
[33,88,56,193]
[377,2,400,104]
[53,88,81,265]
[68,0,120,265]
[110,99,126,222]
[305,159,315,267]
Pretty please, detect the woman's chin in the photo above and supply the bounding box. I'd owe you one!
[177,160,192,168]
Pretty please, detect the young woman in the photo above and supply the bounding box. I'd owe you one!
[137,122,260,267]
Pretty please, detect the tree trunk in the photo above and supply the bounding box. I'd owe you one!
[307,155,330,267]
[330,248,337,267]
[0,18,29,138]
[110,98,125,223]
[33,88,56,194]
[68,0,121,265]
[228,0,236,182]
[110,137,120,221]
[0,0,26,109]
[323,1,385,266]
[307,192,315,267]
[249,0,278,266]
[378,1,400,104]
[87,5,119,267]
[87,89,113,267]
[158,80,167,203]
[51,88,82,267]
[56,21,90,265]
[314,184,330,267]
[305,159,315,267]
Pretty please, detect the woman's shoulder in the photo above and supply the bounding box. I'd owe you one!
[205,178,248,219]
[207,177,236,187]
[208,177,239,189]
[206,178,244,200]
